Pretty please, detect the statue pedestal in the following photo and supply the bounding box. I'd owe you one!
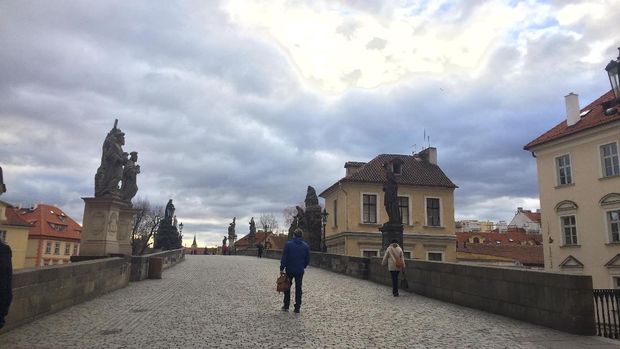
[379,223,404,252]
[80,197,137,256]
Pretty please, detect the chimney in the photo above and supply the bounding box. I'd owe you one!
[517,207,523,213]
[418,147,438,165]
[565,93,580,126]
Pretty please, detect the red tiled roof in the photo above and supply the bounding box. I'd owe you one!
[523,211,541,224]
[15,204,81,241]
[525,90,619,150]
[320,153,457,197]
[458,244,544,266]
[0,201,32,227]
[235,231,272,248]
[456,228,542,246]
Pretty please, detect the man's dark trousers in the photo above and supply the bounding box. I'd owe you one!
[283,273,303,310]
[390,271,399,295]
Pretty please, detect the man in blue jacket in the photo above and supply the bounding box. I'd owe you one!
[280,229,310,313]
[0,239,12,329]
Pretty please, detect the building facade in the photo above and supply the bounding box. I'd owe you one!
[15,203,82,267]
[0,200,32,269]
[319,148,457,262]
[525,89,620,288]
[508,207,541,234]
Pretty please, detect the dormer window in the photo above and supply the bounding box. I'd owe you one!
[393,162,402,175]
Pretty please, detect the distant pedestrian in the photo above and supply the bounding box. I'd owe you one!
[257,243,264,258]
[280,229,310,313]
[0,239,13,329]
[382,239,405,297]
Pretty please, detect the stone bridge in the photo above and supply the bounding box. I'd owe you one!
[0,256,617,348]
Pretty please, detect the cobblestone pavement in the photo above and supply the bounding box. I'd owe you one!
[0,256,618,348]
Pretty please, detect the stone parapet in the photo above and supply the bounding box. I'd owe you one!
[1,257,130,334]
[130,248,185,281]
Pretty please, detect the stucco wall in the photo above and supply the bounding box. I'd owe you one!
[244,250,594,335]
[533,125,620,288]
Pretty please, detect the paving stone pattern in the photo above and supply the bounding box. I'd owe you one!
[0,256,618,348]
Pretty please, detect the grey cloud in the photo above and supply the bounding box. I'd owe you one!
[366,37,387,50]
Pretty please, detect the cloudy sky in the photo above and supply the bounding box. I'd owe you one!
[1,0,618,247]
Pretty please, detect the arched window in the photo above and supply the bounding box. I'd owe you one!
[600,193,620,207]
[473,237,480,244]
[555,200,578,212]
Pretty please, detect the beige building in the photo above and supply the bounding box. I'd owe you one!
[319,148,457,262]
[525,88,620,288]
[0,200,32,269]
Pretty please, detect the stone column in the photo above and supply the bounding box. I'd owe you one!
[79,197,127,256]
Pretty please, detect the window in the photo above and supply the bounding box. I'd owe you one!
[73,244,78,256]
[45,242,52,254]
[333,199,337,227]
[49,223,67,232]
[0,230,6,242]
[403,251,412,259]
[362,250,378,257]
[398,196,409,225]
[601,143,620,177]
[556,154,572,185]
[561,215,578,245]
[64,243,71,255]
[473,237,480,244]
[614,277,620,289]
[608,210,620,243]
[393,162,402,174]
[362,194,377,223]
[54,242,60,255]
[426,198,441,226]
[427,252,443,261]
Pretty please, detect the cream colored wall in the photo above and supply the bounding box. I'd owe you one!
[322,182,456,261]
[1,225,30,269]
[534,124,620,288]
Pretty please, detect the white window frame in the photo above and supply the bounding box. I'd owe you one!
[424,196,442,227]
[426,251,444,262]
[360,192,379,224]
[361,249,380,257]
[560,215,578,246]
[73,244,79,256]
[606,208,620,243]
[54,242,60,255]
[64,243,71,255]
[398,195,411,225]
[600,141,620,178]
[45,242,52,254]
[555,153,573,186]
[403,250,412,259]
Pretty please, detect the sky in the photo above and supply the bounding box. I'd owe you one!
[1,0,618,248]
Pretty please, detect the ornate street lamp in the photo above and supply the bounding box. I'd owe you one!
[321,208,329,253]
[605,47,620,103]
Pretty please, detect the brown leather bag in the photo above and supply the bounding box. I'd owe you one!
[276,273,291,293]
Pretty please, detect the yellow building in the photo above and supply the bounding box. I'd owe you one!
[319,148,457,262]
[0,200,32,269]
[525,87,620,288]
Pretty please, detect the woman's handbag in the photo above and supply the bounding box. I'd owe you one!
[390,249,405,269]
[276,273,291,293]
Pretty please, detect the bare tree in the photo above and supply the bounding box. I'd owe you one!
[258,212,279,232]
[131,198,163,255]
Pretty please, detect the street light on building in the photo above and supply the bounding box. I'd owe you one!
[605,47,620,103]
[321,208,329,253]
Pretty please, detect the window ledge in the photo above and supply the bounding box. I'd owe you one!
[559,244,581,248]
[606,242,620,245]
[599,174,620,181]
[423,225,445,229]
[360,223,381,226]
[554,183,575,189]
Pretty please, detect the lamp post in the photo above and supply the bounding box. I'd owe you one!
[321,208,329,253]
[605,47,620,103]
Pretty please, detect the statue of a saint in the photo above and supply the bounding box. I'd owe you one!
[383,166,401,225]
[120,151,140,203]
[165,199,175,220]
[228,217,236,239]
[223,236,228,246]
[95,120,126,198]
[249,217,256,236]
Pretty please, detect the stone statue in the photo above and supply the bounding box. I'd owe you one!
[383,166,401,225]
[288,205,306,240]
[223,236,227,246]
[228,217,236,239]
[0,166,5,195]
[305,186,319,206]
[95,120,126,198]
[120,151,140,203]
[249,217,256,236]
[165,199,175,220]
